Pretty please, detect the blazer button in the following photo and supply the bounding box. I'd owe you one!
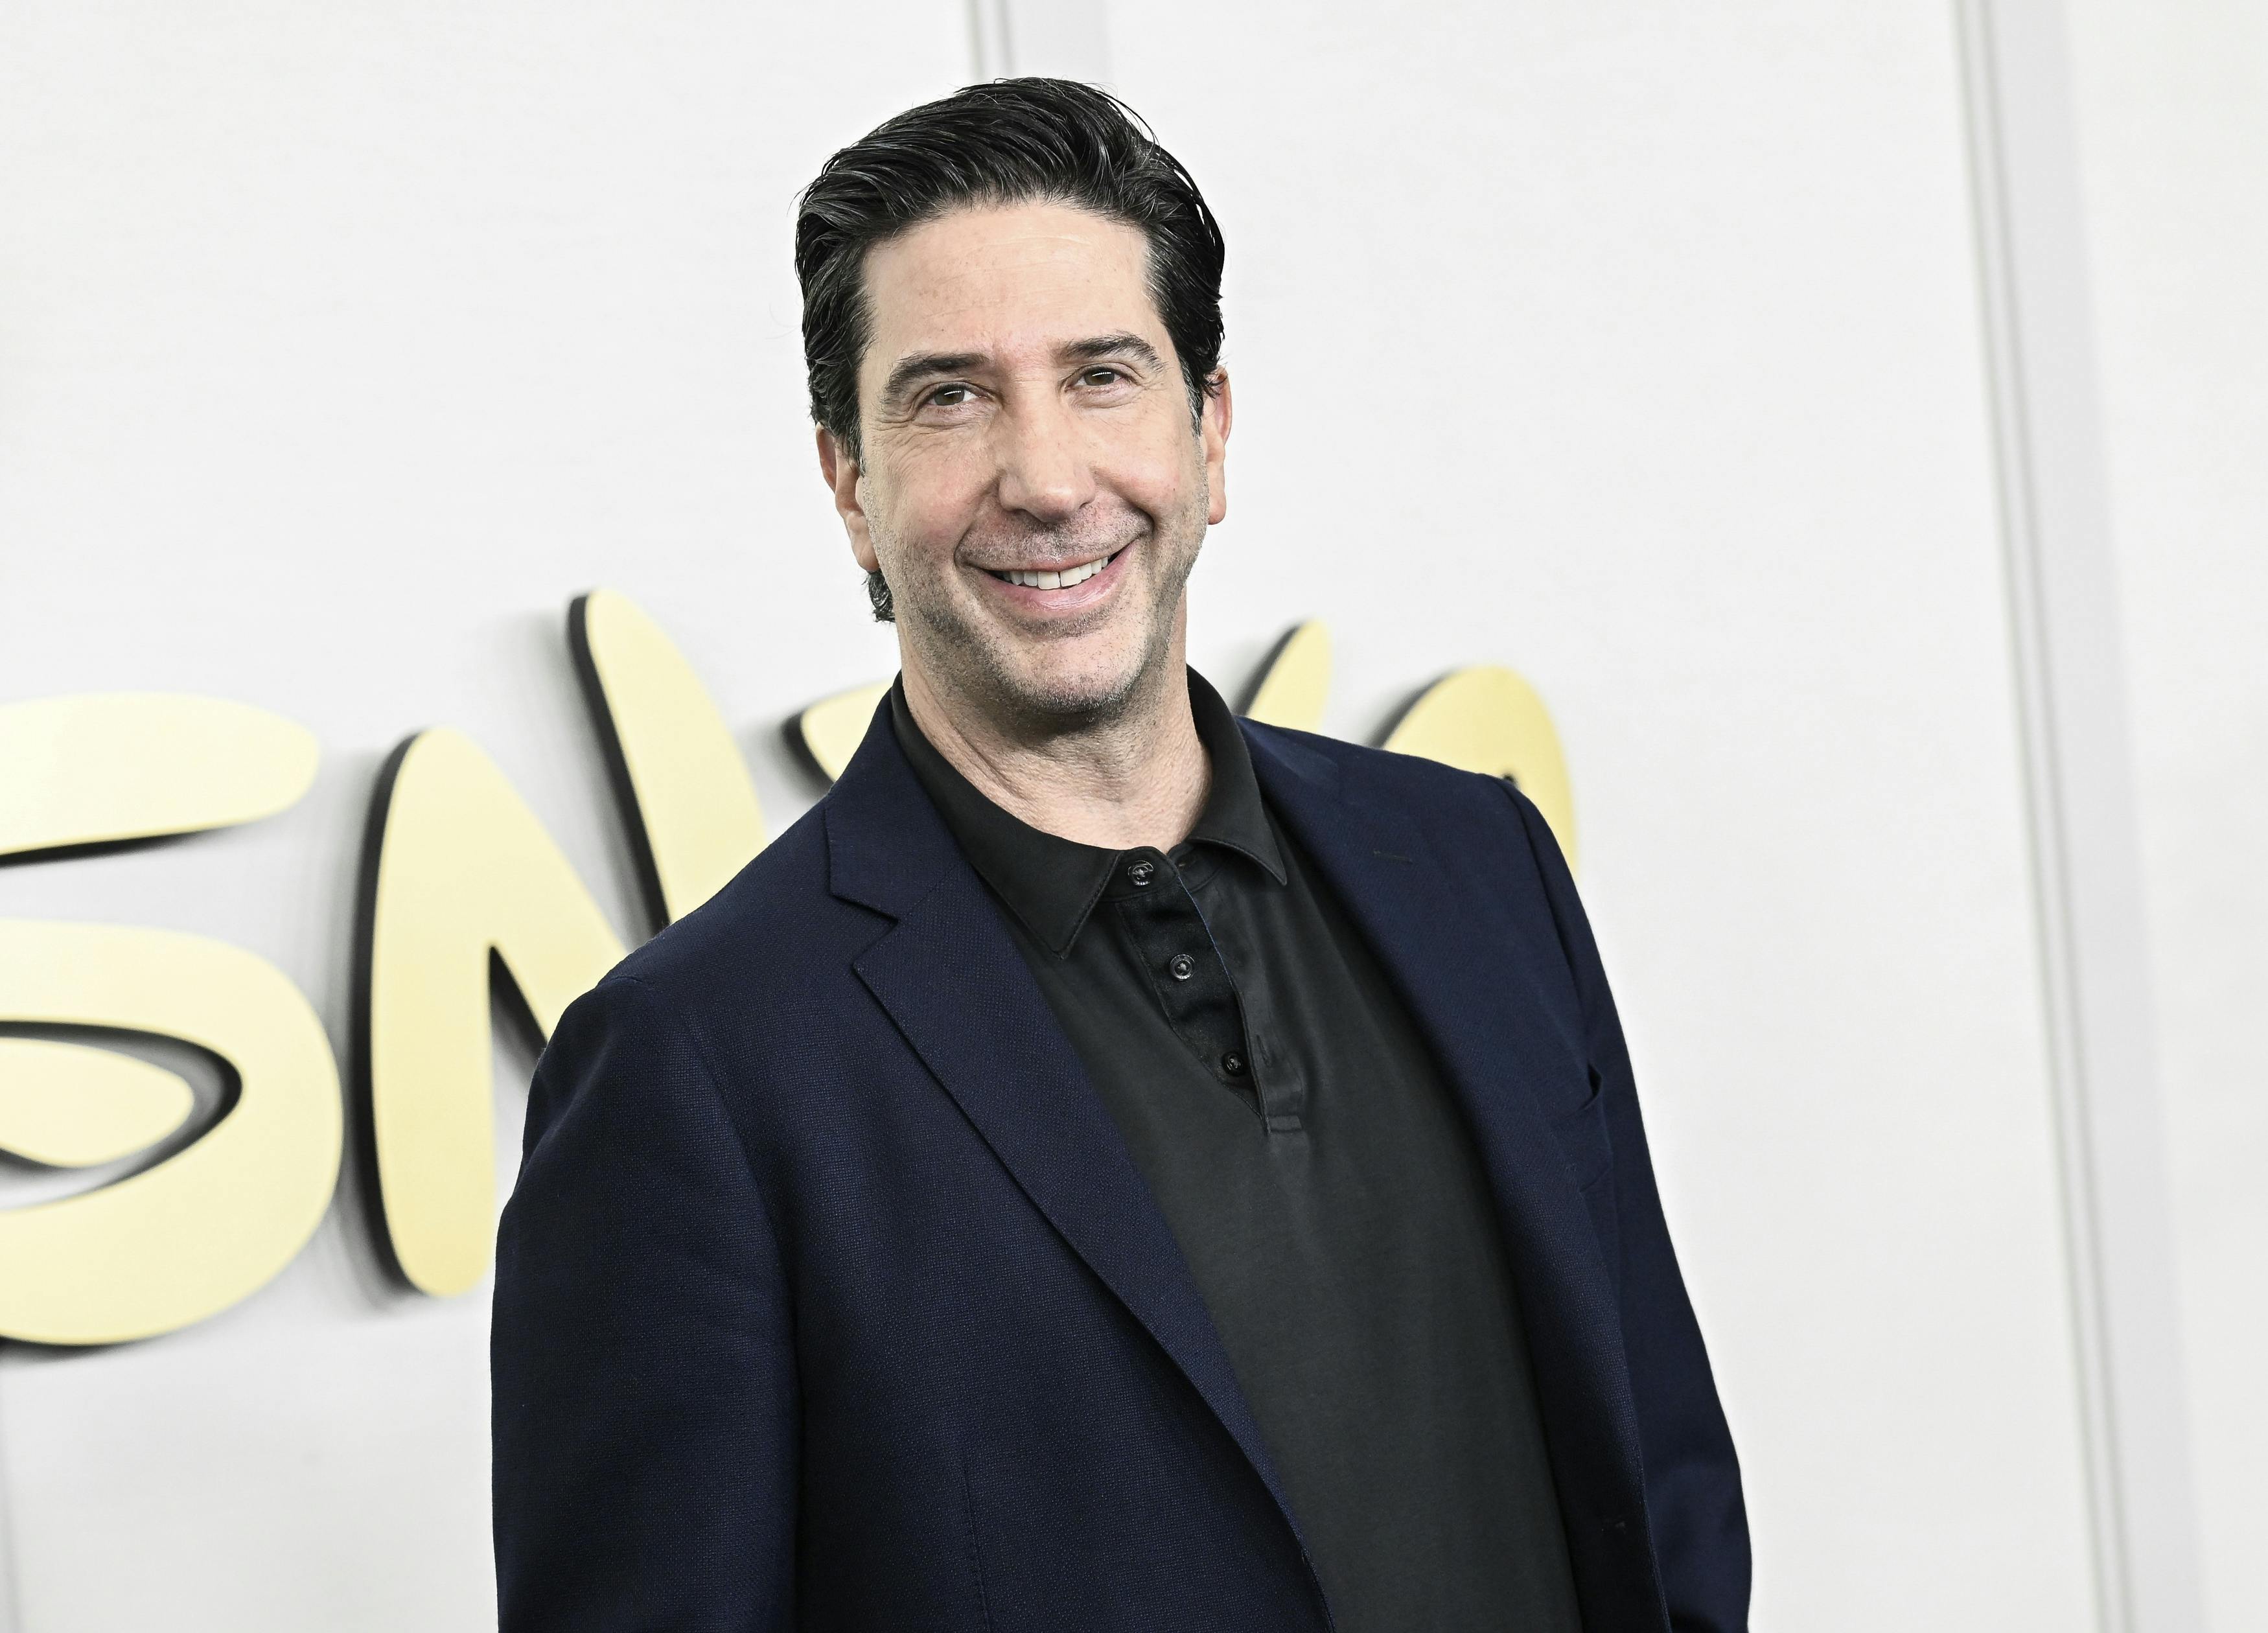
[1221,1052,1246,1076]
[1168,953,1196,980]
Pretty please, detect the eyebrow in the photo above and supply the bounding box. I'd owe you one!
[878,351,987,413]
[1059,332,1164,371]
[877,333,1166,413]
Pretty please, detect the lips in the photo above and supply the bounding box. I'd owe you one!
[985,552,1116,590]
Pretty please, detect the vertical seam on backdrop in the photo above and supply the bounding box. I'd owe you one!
[966,0,1013,80]
[1952,3,2189,1628]
[1956,3,2129,1625]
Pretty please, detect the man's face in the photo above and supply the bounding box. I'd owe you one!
[819,202,1230,727]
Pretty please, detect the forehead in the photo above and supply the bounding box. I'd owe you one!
[858,202,1163,365]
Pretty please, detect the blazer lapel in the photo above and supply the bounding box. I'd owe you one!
[1244,724,1660,1612]
[824,709,1323,1595]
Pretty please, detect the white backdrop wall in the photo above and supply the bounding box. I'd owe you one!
[2066,4,2268,1628]
[0,2,2217,1628]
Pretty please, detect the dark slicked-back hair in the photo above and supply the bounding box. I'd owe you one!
[796,78,1227,620]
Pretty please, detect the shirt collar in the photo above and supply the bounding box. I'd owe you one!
[888,668,1286,958]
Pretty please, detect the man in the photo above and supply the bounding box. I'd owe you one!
[493,78,1748,1631]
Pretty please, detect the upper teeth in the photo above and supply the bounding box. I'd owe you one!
[1001,554,1111,590]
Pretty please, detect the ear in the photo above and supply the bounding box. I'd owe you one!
[1200,369,1232,526]
[816,426,879,573]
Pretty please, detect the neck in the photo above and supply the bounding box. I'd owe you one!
[899,627,1211,853]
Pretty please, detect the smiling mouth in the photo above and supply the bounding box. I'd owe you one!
[983,551,1117,590]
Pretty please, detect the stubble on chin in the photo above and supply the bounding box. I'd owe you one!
[888,483,1209,736]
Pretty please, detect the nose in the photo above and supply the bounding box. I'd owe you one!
[992,394,1096,525]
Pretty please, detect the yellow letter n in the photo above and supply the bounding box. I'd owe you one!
[357,592,763,1297]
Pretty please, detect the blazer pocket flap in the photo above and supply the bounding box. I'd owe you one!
[1547,1067,1614,1190]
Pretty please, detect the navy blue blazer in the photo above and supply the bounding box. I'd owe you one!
[492,706,1749,1632]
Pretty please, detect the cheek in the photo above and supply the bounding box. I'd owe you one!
[1105,421,1207,523]
[873,450,988,558]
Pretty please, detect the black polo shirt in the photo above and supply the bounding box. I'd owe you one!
[890,673,1580,1633]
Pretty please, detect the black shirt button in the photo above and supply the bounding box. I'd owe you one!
[1221,1052,1246,1076]
[1168,953,1196,980]
[1126,859,1156,888]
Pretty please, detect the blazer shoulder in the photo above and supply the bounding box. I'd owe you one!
[1243,717,1580,953]
[1243,717,1541,848]
[601,796,866,1022]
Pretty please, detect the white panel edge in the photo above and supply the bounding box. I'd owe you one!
[1952,2,2205,1628]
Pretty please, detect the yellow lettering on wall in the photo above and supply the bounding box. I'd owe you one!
[359,728,625,1297]
[1242,621,1332,732]
[0,923,341,1345]
[569,590,765,927]
[0,1039,193,1168]
[2,613,1580,1338]
[0,695,317,856]
[1384,666,1578,870]
[796,682,890,782]
[0,694,338,1344]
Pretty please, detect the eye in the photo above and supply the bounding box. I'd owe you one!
[923,383,977,409]
[1079,367,1125,388]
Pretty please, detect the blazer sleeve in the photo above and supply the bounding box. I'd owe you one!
[492,972,798,1632]
[1507,788,1753,1632]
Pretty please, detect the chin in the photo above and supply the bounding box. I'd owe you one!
[908,573,1185,727]
[1001,669,1140,721]
[995,645,1160,723]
